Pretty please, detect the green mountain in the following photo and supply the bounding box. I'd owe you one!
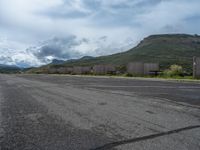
[30,34,200,73]
[0,64,21,73]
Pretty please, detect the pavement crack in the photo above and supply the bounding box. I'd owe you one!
[91,125,200,150]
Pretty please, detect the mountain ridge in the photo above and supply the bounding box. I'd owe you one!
[0,64,21,73]
[28,34,200,73]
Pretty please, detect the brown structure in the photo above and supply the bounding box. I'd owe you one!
[93,65,116,75]
[73,66,91,74]
[73,66,83,74]
[65,67,73,74]
[48,68,58,74]
[81,66,92,74]
[127,62,159,75]
[193,57,200,78]
[104,65,116,74]
[57,67,66,74]
[144,63,159,75]
[127,62,144,75]
[57,67,73,74]
[93,65,105,74]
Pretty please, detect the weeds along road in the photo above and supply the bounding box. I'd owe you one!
[0,74,200,150]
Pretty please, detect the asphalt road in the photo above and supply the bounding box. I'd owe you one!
[0,74,199,150]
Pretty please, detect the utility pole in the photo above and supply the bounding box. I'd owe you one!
[193,57,200,79]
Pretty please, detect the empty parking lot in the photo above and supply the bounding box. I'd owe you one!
[0,74,199,150]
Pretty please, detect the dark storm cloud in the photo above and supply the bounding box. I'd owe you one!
[0,56,12,64]
[28,36,83,62]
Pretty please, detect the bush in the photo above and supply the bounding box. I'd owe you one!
[163,65,183,77]
[124,73,133,77]
[116,65,126,74]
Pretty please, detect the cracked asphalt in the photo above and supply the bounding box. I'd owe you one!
[0,74,199,150]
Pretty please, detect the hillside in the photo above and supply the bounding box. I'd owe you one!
[30,34,200,73]
[0,64,21,73]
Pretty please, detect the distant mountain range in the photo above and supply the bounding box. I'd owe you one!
[24,34,200,74]
[50,56,94,65]
[50,59,66,65]
[0,64,21,73]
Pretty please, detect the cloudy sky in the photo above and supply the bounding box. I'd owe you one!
[0,0,200,67]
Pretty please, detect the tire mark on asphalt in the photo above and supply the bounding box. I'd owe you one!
[91,125,200,150]
[0,76,117,150]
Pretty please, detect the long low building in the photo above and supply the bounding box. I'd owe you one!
[127,62,144,75]
[48,68,58,74]
[93,65,116,75]
[47,63,159,76]
[73,66,92,74]
[57,67,73,74]
[127,62,159,75]
[144,63,160,75]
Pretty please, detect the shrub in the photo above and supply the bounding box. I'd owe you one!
[116,65,126,74]
[163,65,183,77]
[124,73,133,77]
